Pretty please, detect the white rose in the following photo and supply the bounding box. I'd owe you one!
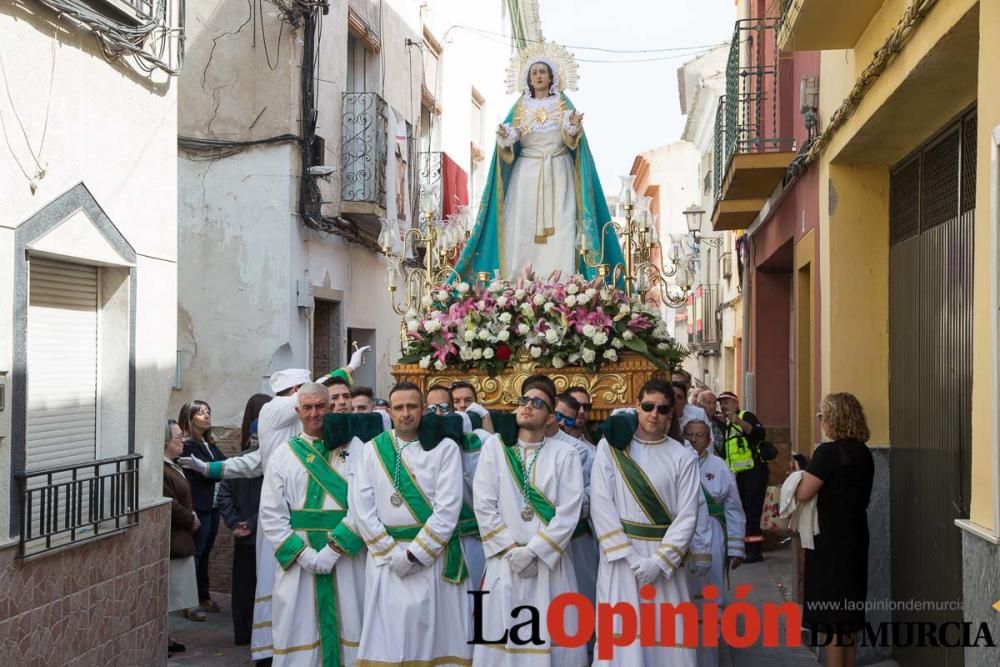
[566,283,579,295]
[406,319,420,332]
[565,295,578,307]
[552,356,566,369]
[514,289,526,300]
[517,323,530,335]
[544,301,554,312]
[581,348,596,363]
[568,352,581,363]
[473,348,484,359]
[582,324,597,338]
[623,330,636,341]
[437,290,450,302]
[460,347,471,360]
[434,359,446,371]
[456,282,470,294]
[619,304,631,315]
[478,329,491,340]
[497,329,511,342]
[418,355,431,369]
[545,328,560,344]
[499,312,512,324]
[405,307,418,318]
[464,329,477,342]
[496,296,508,308]
[612,337,624,349]
[489,281,504,293]
[421,294,433,307]
[530,346,542,359]
[585,288,597,299]
[521,303,534,317]
[424,320,441,333]
[483,348,495,359]
[532,294,545,306]
[603,349,618,362]
[592,332,609,345]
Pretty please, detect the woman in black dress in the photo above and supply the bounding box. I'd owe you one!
[796,392,874,667]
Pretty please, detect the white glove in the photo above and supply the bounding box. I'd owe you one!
[465,402,490,418]
[630,556,662,586]
[177,456,208,475]
[296,547,320,573]
[625,551,642,569]
[506,546,538,577]
[388,547,417,578]
[312,546,341,574]
[348,345,372,372]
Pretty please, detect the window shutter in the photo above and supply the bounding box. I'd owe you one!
[26,257,99,470]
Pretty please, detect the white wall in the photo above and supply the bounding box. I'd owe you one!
[0,3,178,516]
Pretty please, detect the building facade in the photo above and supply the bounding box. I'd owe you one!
[0,0,182,663]
[723,0,1000,664]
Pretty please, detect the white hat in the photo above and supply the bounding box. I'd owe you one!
[269,368,312,394]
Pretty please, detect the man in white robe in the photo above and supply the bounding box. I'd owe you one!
[426,384,489,590]
[351,382,473,665]
[178,346,369,662]
[472,384,587,666]
[590,378,701,667]
[682,419,746,667]
[258,383,368,666]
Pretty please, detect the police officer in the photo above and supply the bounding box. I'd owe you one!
[718,391,768,563]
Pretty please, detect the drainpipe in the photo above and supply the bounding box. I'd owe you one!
[740,234,754,413]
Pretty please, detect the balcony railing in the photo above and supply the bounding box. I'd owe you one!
[418,151,444,221]
[713,17,793,201]
[691,284,721,353]
[342,92,388,210]
[16,454,142,559]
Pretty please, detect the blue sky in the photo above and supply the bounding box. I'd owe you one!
[538,0,736,193]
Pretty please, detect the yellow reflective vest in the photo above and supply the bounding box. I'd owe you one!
[724,411,756,474]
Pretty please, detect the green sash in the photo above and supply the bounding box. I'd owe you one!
[458,502,479,538]
[703,485,726,530]
[284,436,357,667]
[372,432,468,583]
[461,432,483,453]
[500,444,556,524]
[610,446,673,541]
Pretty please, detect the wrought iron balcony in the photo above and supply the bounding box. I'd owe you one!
[712,18,796,231]
[690,284,721,354]
[15,454,142,559]
[418,151,444,221]
[342,92,388,218]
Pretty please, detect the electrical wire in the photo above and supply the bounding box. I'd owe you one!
[448,24,725,55]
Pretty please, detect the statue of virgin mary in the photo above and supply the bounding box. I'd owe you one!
[453,41,625,282]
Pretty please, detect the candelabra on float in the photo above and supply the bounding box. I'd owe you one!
[578,175,693,308]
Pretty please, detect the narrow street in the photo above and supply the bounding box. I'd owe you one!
[167,540,901,666]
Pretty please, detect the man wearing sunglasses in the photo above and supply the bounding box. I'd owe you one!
[472,384,587,666]
[566,385,595,444]
[590,378,703,666]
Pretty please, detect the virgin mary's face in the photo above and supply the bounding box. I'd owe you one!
[529,62,552,95]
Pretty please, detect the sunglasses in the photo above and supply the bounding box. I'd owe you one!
[577,402,592,412]
[639,402,673,416]
[517,396,552,412]
[426,403,452,415]
[554,411,578,427]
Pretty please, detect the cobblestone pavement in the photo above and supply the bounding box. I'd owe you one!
[166,542,900,666]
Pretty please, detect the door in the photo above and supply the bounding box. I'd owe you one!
[888,109,975,667]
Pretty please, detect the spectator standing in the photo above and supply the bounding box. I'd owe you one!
[697,391,727,458]
[350,385,376,412]
[796,393,874,667]
[217,394,271,646]
[717,391,767,562]
[178,400,227,616]
[164,419,200,654]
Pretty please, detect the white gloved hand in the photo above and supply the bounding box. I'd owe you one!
[465,402,490,418]
[348,345,372,372]
[506,546,537,577]
[630,557,662,586]
[177,456,208,475]
[388,547,417,578]
[296,547,321,574]
[625,551,642,570]
[312,546,341,575]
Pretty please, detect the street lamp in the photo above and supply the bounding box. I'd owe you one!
[684,202,722,248]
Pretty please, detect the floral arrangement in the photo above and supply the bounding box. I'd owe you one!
[398,269,687,375]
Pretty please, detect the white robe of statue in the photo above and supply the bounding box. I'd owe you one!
[590,436,702,667]
[499,94,580,280]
